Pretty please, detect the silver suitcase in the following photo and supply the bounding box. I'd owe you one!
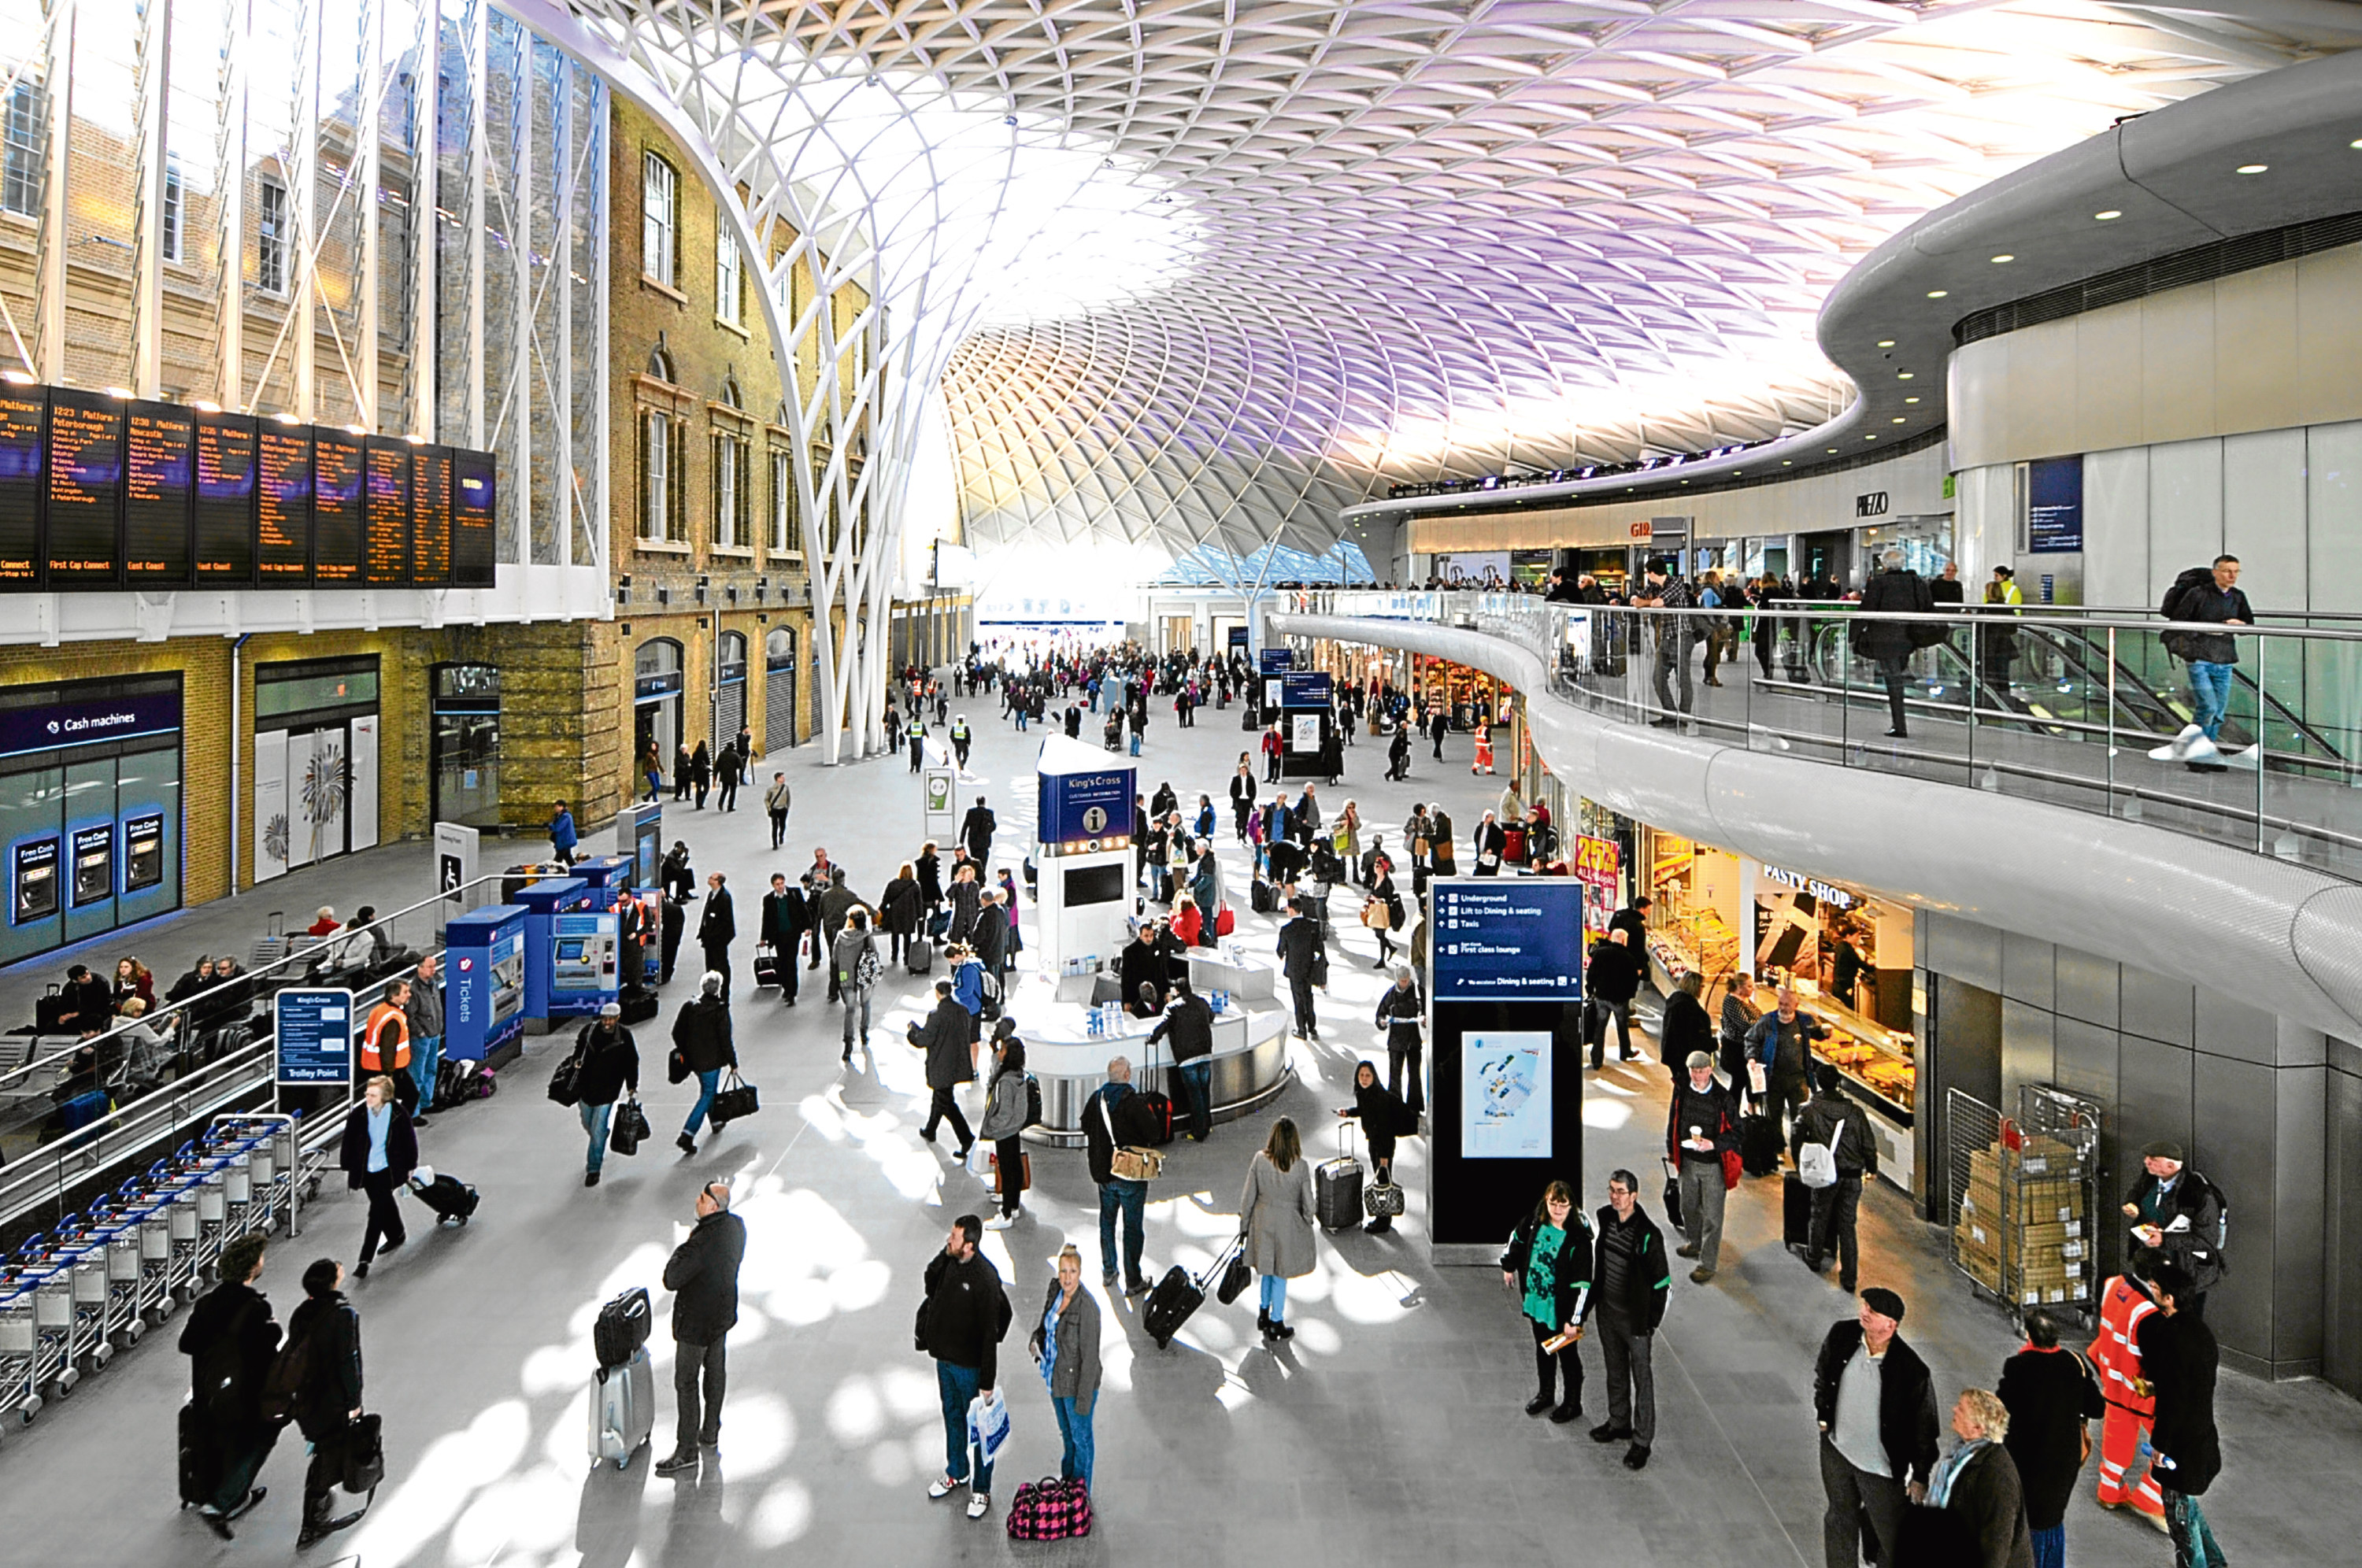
[588,1346,654,1469]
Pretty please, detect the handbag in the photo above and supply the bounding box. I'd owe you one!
[340,1411,385,1494]
[1746,1059,1768,1097]
[1364,1180,1406,1218]
[1109,1146,1163,1182]
[1216,1244,1253,1305]
[1215,907,1235,937]
[709,1069,760,1125]
[966,1389,1012,1470]
[991,1148,1033,1194]
[1799,1118,1842,1189]
[667,1046,690,1085]
[1661,1159,1686,1232]
[546,1037,585,1106]
[1360,900,1390,930]
[609,1096,651,1156]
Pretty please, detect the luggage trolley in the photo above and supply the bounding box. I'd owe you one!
[95,1215,147,1352]
[0,1270,39,1429]
[30,1251,80,1403]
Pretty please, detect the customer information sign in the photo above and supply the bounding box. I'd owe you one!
[1430,881,1586,1002]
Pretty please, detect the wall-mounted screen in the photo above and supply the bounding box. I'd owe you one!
[1064,862,1127,907]
[311,431,365,586]
[46,388,123,585]
[450,448,495,587]
[0,389,40,585]
[412,446,453,586]
[124,402,194,584]
[364,438,411,587]
[256,425,313,582]
[194,411,257,585]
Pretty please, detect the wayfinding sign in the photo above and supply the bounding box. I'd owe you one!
[276,988,354,1086]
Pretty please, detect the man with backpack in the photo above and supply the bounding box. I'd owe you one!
[2160,556,2253,771]
[1148,978,1216,1142]
[178,1232,281,1538]
[1792,1064,1878,1296]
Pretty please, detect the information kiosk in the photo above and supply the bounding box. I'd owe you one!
[443,904,527,1062]
[1032,734,1135,974]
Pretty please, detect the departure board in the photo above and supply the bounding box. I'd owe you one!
[46,389,123,585]
[411,446,452,586]
[311,430,365,586]
[364,438,410,587]
[450,449,495,588]
[255,426,312,582]
[194,412,257,584]
[124,402,194,584]
[0,390,39,585]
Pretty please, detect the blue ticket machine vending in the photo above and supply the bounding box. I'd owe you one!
[444,905,528,1063]
[547,911,620,1020]
[571,855,634,908]
[516,877,593,1025]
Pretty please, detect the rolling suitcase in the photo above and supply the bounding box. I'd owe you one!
[407,1172,480,1226]
[178,1400,216,1507]
[1315,1126,1363,1231]
[907,938,935,977]
[753,942,779,989]
[619,986,659,1026]
[1740,1114,1781,1178]
[588,1346,655,1469]
[1783,1173,1816,1255]
[1145,1233,1242,1348]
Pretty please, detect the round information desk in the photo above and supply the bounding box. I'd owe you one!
[994,968,1294,1146]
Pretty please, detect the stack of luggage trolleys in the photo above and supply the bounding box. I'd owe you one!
[0,1113,303,1439]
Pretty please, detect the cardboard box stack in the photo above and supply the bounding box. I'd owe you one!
[1953,1133,2092,1306]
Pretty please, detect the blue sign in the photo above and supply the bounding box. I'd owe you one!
[1430,880,1587,1002]
[1279,672,1333,709]
[2027,456,2083,554]
[1040,765,1135,844]
[276,988,355,1085]
[1227,627,1249,650]
[1258,648,1293,675]
[0,687,183,760]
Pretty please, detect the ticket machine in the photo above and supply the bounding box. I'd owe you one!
[443,905,527,1062]
[516,877,594,1026]
[571,855,634,908]
[546,910,620,1020]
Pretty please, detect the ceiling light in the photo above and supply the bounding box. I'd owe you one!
[1866,435,1879,440]
[2236,164,2267,175]
[1990,254,2015,264]
[1927,290,1948,299]
[1905,397,1920,405]
[2094,209,2122,220]
[1827,448,1838,454]
[1897,372,1914,380]
[1782,460,1791,466]
[2353,139,2362,150]
[1892,416,1907,423]
[1876,339,1895,348]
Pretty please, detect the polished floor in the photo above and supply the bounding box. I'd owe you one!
[2,684,2357,1566]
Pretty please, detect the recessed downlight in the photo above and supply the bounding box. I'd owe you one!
[1893,416,1907,423]
[2094,209,2122,220]
[1827,448,1838,454]
[1927,290,1949,299]
[1782,460,1791,466]
[2236,163,2268,175]
[1905,397,1920,405]
[1866,434,1879,440]
[1876,339,1896,348]
[1990,254,2015,264]
[1897,372,1915,380]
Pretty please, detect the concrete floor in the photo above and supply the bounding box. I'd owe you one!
[2,686,2357,1566]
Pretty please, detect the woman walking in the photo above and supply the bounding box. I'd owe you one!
[1337,1062,1408,1235]
[916,841,946,918]
[1998,1311,2104,1568]
[1239,1117,1318,1342]
[1029,1244,1103,1492]
[880,864,924,964]
[1905,1388,2037,1568]
[1499,1179,1590,1422]
[1334,800,1362,880]
[289,1258,367,1548]
[977,1023,1031,1230]
[338,1075,416,1279]
[1367,862,1405,967]
[832,909,880,1060]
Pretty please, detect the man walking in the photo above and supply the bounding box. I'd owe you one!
[919,1214,1012,1521]
[714,741,742,812]
[1853,551,1934,739]
[1747,985,1830,1148]
[759,872,805,1007]
[1585,929,1642,1068]
[1148,978,1215,1141]
[1277,904,1323,1042]
[1631,558,1699,727]
[961,795,997,870]
[2164,554,2252,770]
[1667,1052,1739,1284]
[909,978,976,1156]
[1794,1063,1877,1294]
[1815,1289,1939,1568]
[698,871,736,985]
[2140,1263,2226,1567]
[178,1232,280,1539]
[1582,1170,1669,1471]
[764,771,791,850]
[1083,1058,1151,1296]
[405,955,444,1117]
[571,1001,639,1187]
[654,1180,749,1475]
[549,799,578,867]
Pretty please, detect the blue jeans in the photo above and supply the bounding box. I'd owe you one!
[1052,1394,1094,1488]
[1259,1273,1288,1322]
[684,1068,721,1135]
[2030,1523,2064,1568]
[2189,660,2234,740]
[1175,1060,1212,1141]
[2165,1489,2225,1568]
[1098,1178,1146,1286]
[410,1034,442,1112]
[1128,732,1142,756]
[579,1100,611,1174]
[935,1360,992,1493]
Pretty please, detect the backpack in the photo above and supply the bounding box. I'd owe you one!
[2159,566,2215,660]
[193,1297,267,1424]
[258,1326,315,1426]
[1024,1074,1044,1129]
[855,945,882,990]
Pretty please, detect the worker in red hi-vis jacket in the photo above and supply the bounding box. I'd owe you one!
[2088,1270,2168,1531]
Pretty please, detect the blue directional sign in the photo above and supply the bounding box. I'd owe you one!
[1279,671,1333,709]
[1258,647,1294,675]
[276,988,355,1086]
[1430,880,1587,1002]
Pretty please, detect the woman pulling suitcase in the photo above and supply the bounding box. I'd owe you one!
[1238,1118,1316,1342]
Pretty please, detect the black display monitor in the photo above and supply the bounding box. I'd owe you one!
[124,401,194,586]
[255,424,312,582]
[45,388,123,586]
[363,438,411,587]
[193,410,257,586]
[1064,862,1126,907]
[450,448,496,588]
[311,429,365,586]
[0,386,40,586]
[411,446,452,586]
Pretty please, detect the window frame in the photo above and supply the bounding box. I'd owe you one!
[2,80,43,218]
[769,445,801,559]
[715,227,742,327]
[641,150,677,287]
[257,173,290,297]
[159,158,183,263]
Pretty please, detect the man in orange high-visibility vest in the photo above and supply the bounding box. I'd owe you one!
[360,981,416,1118]
[2088,1270,2168,1530]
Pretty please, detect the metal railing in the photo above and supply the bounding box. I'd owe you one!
[1290,593,2362,879]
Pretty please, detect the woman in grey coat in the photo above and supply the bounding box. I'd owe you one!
[976,1023,1031,1228]
[1028,1244,1103,1490]
[1240,1116,1317,1342]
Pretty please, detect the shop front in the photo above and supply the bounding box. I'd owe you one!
[252,656,380,882]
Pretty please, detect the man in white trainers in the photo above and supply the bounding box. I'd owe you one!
[918,1215,1012,1519]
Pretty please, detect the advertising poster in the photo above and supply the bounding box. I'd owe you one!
[1753,885,1822,979]
[1574,834,1619,941]
[1462,1030,1553,1159]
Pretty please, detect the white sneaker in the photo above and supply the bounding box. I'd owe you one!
[983,1213,1014,1231]
[967,1491,990,1520]
[927,1476,960,1500]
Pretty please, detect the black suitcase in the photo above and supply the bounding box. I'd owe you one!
[906,940,935,977]
[1741,1114,1781,1178]
[753,943,779,989]
[1783,1172,1816,1254]
[619,986,659,1025]
[178,1400,215,1507]
[1316,1125,1364,1231]
[35,993,76,1033]
[1145,1235,1242,1348]
[408,1172,479,1226]
[594,1287,653,1369]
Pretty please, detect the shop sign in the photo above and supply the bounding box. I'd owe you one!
[1573,835,1620,886]
[1856,491,1889,518]
[1627,520,1653,540]
[0,688,183,760]
[1760,862,1857,909]
[634,671,683,701]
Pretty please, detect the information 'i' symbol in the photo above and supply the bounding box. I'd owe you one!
[1082,807,1106,833]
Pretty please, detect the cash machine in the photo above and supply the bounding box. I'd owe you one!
[443,904,527,1062]
[516,878,595,1026]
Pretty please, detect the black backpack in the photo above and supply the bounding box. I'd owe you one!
[1024,1074,1044,1128]
[2158,566,2215,660]
[258,1326,315,1426]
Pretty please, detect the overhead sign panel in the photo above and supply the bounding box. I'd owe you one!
[1430,879,1586,1002]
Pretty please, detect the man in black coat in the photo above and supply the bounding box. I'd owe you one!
[1997,1308,2105,1552]
[759,872,806,1007]
[655,1179,750,1475]
[1792,1064,1879,1294]
[1853,551,1934,738]
[671,974,737,1154]
[1586,930,1642,1068]
[1147,979,1216,1141]
[960,796,997,869]
[1609,895,1650,952]
[1581,1170,1671,1470]
[918,1215,1013,1514]
[1814,1289,1939,1568]
[909,980,976,1154]
[1277,909,1324,1041]
[289,1258,365,1549]
[659,894,687,986]
[2141,1263,2225,1565]
[2121,1141,2227,1320]
[572,1004,640,1188]
[970,888,1008,987]
[178,1232,281,1537]
[698,871,736,984]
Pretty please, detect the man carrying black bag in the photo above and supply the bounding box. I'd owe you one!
[655,1180,748,1476]
[573,1002,642,1188]
[178,1232,281,1539]
[287,1257,368,1549]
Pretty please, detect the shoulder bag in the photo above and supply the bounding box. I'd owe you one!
[709,1069,760,1125]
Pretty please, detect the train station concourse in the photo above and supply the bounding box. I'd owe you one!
[0,0,2360,1562]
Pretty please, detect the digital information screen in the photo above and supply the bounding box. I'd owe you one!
[0,390,43,585]
[124,402,194,584]
[311,431,365,586]
[1429,880,1588,1002]
[450,449,495,588]
[363,438,411,587]
[411,446,453,585]
[256,426,313,582]
[194,412,257,585]
[46,389,123,585]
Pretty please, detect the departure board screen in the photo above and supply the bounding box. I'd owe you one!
[255,426,312,582]
[450,449,496,588]
[194,412,257,584]
[363,438,410,587]
[46,389,123,584]
[0,389,40,584]
[124,402,194,584]
[311,430,364,586]
[410,446,452,586]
